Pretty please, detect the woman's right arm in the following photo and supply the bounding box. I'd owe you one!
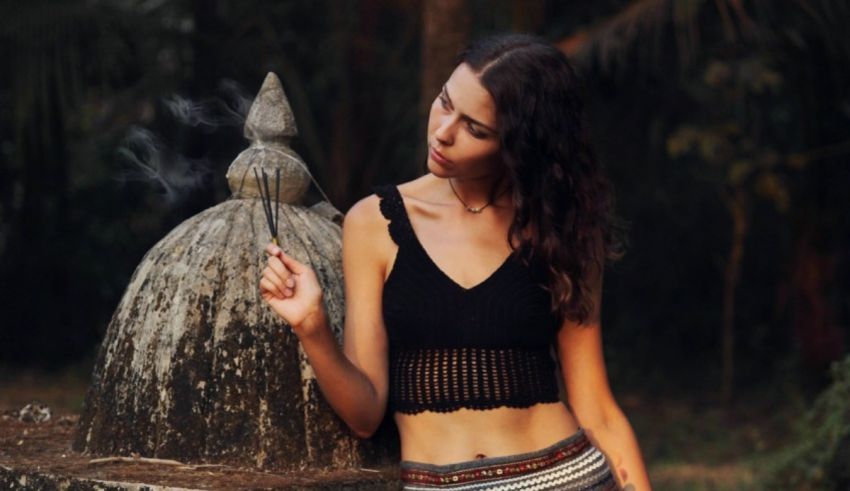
[260,195,390,438]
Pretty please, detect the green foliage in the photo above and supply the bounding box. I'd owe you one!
[666,54,793,213]
[758,354,850,490]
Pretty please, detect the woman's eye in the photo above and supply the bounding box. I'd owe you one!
[468,124,484,138]
[436,93,486,138]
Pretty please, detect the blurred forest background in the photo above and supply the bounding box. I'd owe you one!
[1,0,849,489]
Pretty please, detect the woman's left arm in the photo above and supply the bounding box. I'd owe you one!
[556,264,652,491]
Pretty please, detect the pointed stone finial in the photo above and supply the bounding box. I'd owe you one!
[244,72,298,141]
[226,72,311,203]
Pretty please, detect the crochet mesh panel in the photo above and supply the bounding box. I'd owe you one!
[389,347,561,414]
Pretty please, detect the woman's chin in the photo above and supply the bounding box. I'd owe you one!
[426,158,452,177]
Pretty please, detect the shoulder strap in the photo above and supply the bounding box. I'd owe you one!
[372,184,414,246]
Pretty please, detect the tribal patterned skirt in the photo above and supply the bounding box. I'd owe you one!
[399,427,619,490]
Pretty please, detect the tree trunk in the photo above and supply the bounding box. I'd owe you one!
[0,31,71,364]
[419,0,470,175]
[721,187,748,403]
[790,226,844,371]
[421,0,470,110]
[511,0,546,33]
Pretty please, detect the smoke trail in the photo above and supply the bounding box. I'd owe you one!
[115,79,254,202]
[115,126,212,203]
[163,80,252,130]
[217,78,252,127]
[163,95,221,130]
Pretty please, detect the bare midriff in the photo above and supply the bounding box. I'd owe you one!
[393,400,580,465]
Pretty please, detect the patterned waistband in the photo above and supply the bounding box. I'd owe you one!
[400,427,619,489]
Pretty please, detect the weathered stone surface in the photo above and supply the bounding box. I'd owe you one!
[73,72,399,472]
[244,72,298,141]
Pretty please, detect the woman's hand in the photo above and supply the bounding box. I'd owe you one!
[259,243,326,337]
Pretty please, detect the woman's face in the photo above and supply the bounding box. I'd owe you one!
[426,63,502,179]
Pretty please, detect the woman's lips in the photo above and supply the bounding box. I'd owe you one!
[429,146,452,165]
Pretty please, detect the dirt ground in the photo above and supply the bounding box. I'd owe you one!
[0,413,399,490]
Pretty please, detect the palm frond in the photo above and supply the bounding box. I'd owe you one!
[558,0,850,77]
[556,0,681,75]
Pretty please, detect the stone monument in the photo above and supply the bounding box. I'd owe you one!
[72,73,398,472]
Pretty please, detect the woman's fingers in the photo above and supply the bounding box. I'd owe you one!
[260,276,286,299]
[262,244,309,300]
[261,271,295,298]
[265,243,306,275]
[267,255,292,282]
[265,243,280,256]
[278,251,305,275]
[263,262,286,290]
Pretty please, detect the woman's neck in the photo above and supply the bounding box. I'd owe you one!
[446,171,511,208]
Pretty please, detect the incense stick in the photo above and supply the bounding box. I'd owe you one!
[274,168,280,245]
[260,168,276,244]
[253,167,278,244]
[252,167,273,234]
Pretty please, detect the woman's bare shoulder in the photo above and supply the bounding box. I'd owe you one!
[397,173,439,201]
[342,195,392,280]
[342,174,430,225]
[343,198,387,246]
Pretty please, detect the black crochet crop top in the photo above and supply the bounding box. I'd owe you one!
[373,184,562,415]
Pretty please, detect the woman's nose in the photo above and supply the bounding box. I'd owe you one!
[434,115,456,144]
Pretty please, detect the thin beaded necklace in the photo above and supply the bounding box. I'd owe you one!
[448,177,511,214]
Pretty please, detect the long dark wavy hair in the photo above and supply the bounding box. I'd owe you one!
[453,33,628,327]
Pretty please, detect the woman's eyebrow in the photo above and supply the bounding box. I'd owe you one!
[442,84,497,134]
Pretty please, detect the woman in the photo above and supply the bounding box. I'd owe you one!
[260,33,651,490]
